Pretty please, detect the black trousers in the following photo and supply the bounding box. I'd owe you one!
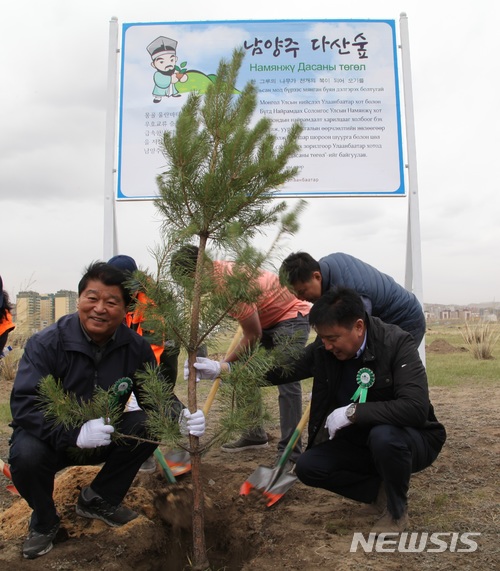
[9,410,157,533]
[295,424,441,519]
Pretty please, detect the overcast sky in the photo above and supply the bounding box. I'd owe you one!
[1,1,499,306]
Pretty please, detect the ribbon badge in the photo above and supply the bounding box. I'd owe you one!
[111,377,133,397]
[351,368,375,403]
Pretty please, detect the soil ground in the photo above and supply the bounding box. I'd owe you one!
[0,341,499,571]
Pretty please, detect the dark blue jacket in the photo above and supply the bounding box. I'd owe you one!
[10,313,165,451]
[319,253,425,343]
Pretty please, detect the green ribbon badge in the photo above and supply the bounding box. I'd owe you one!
[351,368,375,404]
[111,377,133,398]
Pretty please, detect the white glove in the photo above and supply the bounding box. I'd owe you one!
[76,418,114,448]
[179,408,206,437]
[183,359,201,382]
[194,357,222,380]
[184,357,226,381]
[325,405,352,440]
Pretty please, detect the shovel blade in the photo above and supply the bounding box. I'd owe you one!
[6,484,20,496]
[239,465,275,498]
[247,465,276,489]
[1,460,19,495]
[1,459,12,481]
[166,461,191,477]
[164,449,191,477]
[239,465,298,507]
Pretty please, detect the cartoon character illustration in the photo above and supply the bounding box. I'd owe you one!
[146,36,188,103]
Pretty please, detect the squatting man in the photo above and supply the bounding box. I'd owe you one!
[9,261,206,559]
[193,286,446,534]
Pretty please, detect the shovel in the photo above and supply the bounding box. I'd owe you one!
[240,401,311,507]
[0,457,20,496]
[162,327,243,476]
[153,447,177,483]
[161,378,221,477]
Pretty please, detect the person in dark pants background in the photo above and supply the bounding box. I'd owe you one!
[107,254,206,474]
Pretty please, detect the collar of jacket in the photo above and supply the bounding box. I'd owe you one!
[359,314,377,365]
[57,313,132,356]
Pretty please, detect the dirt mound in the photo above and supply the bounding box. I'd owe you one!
[426,338,467,354]
[0,466,155,540]
[0,463,259,571]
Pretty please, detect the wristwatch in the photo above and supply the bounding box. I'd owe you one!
[345,403,357,422]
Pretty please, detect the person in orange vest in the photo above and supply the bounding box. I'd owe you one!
[107,255,181,389]
[107,255,181,474]
[0,276,15,357]
[108,256,164,364]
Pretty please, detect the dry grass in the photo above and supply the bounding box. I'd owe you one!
[460,320,500,360]
[0,352,18,383]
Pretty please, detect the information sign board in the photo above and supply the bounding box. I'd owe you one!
[117,19,404,199]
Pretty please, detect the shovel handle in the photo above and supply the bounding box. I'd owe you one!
[276,401,311,471]
[202,325,242,416]
[203,378,221,415]
[159,326,244,481]
[295,401,311,434]
[154,447,177,484]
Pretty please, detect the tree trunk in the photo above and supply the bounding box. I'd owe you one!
[188,236,209,569]
[190,440,209,570]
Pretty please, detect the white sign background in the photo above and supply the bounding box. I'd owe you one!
[117,19,404,200]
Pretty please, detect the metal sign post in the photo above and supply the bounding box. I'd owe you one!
[399,12,425,362]
[103,17,119,260]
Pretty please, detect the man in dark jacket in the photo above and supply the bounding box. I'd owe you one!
[194,287,446,534]
[9,262,205,559]
[279,251,426,344]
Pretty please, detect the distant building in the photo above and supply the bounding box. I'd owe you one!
[424,302,496,323]
[461,309,473,321]
[15,289,77,333]
[439,309,451,320]
[54,290,77,321]
[39,294,55,329]
[15,291,41,335]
